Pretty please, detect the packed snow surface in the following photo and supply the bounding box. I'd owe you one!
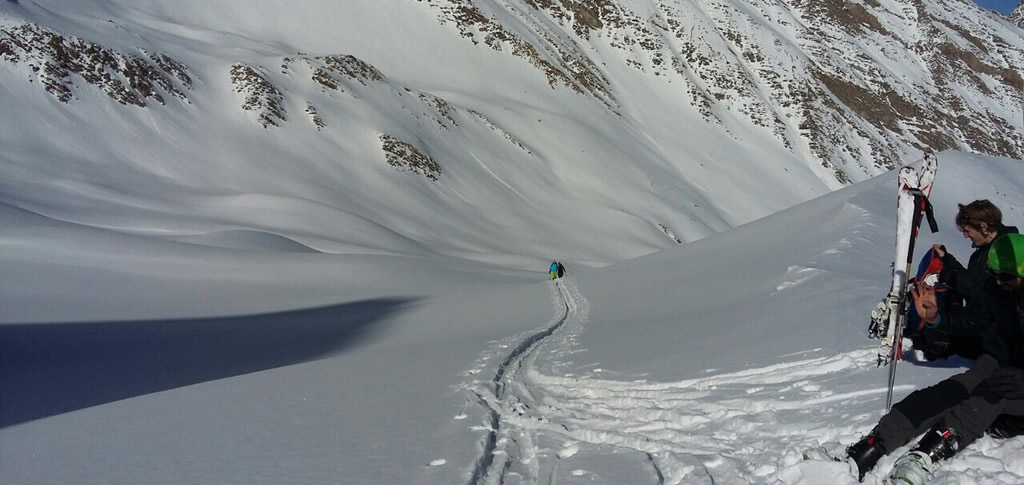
[1,0,1023,483]
[4,153,1023,484]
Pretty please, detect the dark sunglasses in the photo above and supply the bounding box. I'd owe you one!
[989,270,1019,282]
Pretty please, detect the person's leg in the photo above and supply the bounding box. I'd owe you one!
[942,382,1024,447]
[875,354,999,448]
[848,354,999,478]
[886,390,1024,483]
[886,359,1024,483]
[949,335,984,360]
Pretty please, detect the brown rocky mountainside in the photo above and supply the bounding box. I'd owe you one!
[2,0,1021,186]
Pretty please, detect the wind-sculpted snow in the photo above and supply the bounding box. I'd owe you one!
[0,16,514,183]
[460,269,1023,484]
[2,150,1022,484]
[228,50,525,180]
[1,0,1021,204]
[4,0,1024,267]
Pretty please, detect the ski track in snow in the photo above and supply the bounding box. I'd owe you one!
[459,279,899,485]
[461,279,574,485]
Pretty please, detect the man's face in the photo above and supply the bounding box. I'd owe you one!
[960,225,992,246]
[994,274,1024,296]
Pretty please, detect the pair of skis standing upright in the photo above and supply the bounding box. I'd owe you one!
[805,154,941,484]
[869,152,939,411]
[841,153,940,484]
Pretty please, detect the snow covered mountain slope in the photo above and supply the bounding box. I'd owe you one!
[1,0,1022,267]
[2,1,1024,483]
[2,151,1022,485]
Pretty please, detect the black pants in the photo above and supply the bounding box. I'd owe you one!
[875,354,1024,451]
[913,327,984,361]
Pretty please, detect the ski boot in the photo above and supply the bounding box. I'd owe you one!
[847,432,887,481]
[800,447,860,477]
[886,426,960,485]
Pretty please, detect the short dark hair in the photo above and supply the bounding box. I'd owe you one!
[955,200,1002,232]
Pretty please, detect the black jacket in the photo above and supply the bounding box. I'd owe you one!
[940,226,1019,304]
[936,281,1023,368]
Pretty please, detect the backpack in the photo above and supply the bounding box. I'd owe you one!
[904,247,963,337]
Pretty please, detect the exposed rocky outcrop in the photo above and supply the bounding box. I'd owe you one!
[418,0,616,109]
[3,0,1021,187]
[305,102,325,131]
[306,54,387,92]
[380,133,441,181]
[415,0,1023,184]
[0,22,190,106]
[230,63,285,128]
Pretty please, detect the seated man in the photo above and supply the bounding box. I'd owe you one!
[847,234,1024,484]
[918,200,1017,360]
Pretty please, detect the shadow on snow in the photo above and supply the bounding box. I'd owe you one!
[901,351,973,369]
[0,298,414,428]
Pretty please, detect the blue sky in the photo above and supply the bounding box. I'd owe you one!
[974,0,1020,14]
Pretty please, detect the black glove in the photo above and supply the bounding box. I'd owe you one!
[988,367,1024,400]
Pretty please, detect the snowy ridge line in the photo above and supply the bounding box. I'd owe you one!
[465,279,572,485]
